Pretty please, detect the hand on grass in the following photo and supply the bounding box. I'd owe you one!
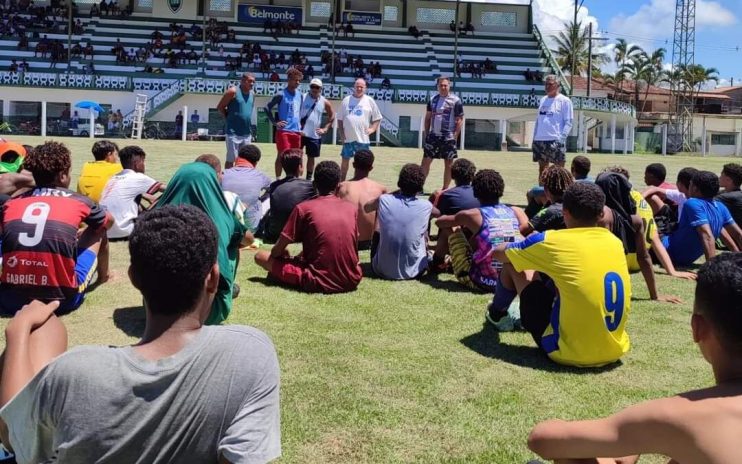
[654,295,683,304]
[670,270,696,281]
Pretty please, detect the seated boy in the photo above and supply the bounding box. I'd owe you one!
[262,148,315,243]
[661,170,742,266]
[644,167,697,235]
[366,164,439,280]
[77,140,122,203]
[643,162,675,189]
[527,252,742,463]
[0,205,281,463]
[221,144,272,232]
[100,145,165,239]
[254,161,362,293]
[717,162,742,225]
[0,141,113,314]
[435,169,527,292]
[570,155,592,183]
[520,165,573,236]
[489,182,631,367]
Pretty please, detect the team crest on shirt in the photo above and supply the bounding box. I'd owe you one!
[353,109,363,116]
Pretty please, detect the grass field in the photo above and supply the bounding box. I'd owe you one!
[1,136,733,463]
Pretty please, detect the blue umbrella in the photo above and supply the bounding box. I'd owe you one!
[74,101,105,113]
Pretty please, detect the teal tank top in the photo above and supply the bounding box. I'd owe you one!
[226,88,254,136]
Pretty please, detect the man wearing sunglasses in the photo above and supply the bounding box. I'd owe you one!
[299,78,335,181]
[532,75,573,183]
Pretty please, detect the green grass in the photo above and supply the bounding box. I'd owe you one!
[1,136,731,463]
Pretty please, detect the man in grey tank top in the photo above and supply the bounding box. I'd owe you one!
[217,72,256,169]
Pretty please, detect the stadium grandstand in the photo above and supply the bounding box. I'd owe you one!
[0,0,636,151]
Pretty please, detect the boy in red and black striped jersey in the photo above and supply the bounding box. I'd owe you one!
[0,141,113,314]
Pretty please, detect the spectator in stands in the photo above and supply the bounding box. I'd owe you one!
[269,70,279,82]
[255,161,362,294]
[466,22,475,35]
[524,68,533,81]
[305,64,314,79]
[458,21,465,35]
[408,25,421,39]
[99,0,107,15]
[265,67,304,178]
[344,22,354,38]
[717,163,742,226]
[89,2,98,15]
[190,110,199,129]
[100,145,165,240]
[78,140,122,203]
[173,110,184,137]
[421,76,464,190]
[337,78,382,181]
[381,76,391,89]
[8,59,17,73]
[261,148,315,243]
[449,20,456,32]
[534,70,543,82]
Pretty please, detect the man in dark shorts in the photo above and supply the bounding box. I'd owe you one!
[300,78,335,181]
[254,161,362,293]
[532,75,573,182]
[421,76,464,191]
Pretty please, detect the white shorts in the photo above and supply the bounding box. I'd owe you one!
[226,134,252,162]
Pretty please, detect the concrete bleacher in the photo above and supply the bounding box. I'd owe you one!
[0,13,558,97]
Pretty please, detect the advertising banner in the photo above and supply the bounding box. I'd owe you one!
[237,5,303,25]
[342,11,382,25]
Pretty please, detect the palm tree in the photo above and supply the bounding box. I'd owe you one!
[551,20,608,78]
[612,39,642,99]
[681,64,720,103]
[623,49,667,119]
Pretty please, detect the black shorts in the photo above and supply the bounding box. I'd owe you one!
[532,140,566,164]
[520,277,556,348]
[655,204,678,236]
[423,134,458,160]
[301,136,322,158]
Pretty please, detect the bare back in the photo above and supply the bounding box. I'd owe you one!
[337,177,387,242]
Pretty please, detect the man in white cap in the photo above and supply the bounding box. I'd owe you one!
[300,78,335,180]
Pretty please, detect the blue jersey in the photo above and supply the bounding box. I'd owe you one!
[265,89,302,133]
[665,198,734,266]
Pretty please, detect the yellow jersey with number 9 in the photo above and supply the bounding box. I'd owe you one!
[626,189,655,271]
[506,227,631,367]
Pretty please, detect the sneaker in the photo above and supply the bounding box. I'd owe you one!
[232,283,240,299]
[485,303,514,332]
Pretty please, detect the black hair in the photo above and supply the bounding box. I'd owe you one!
[314,160,341,194]
[353,149,374,171]
[451,158,476,186]
[119,145,146,170]
[563,182,606,223]
[540,165,574,202]
[570,155,591,179]
[129,205,218,316]
[280,148,303,175]
[677,167,699,189]
[602,165,631,180]
[0,150,21,164]
[691,170,720,199]
[397,163,425,196]
[722,163,742,188]
[22,141,71,186]
[91,140,119,161]
[695,253,742,355]
[645,163,667,183]
[237,144,262,165]
[472,169,504,206]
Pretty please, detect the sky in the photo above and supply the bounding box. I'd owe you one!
[531,0,742,88]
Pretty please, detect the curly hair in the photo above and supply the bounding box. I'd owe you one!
[722,163,742,188]
[23,140,71,187]
[237,144,262,165]
[397,163,425,196]
[602,165,631,180]
[353,149,375,171]
[314,160,341,194]
[540,165,574,201]
[563,182,606,223]
[677,167,699,190]
[451,158,476,186]
[119,145,146,170]
[472,169,504,205]
[645,163,667,183]
[287,66,304,80]
[691,171,720,199]
[129,204,218,316]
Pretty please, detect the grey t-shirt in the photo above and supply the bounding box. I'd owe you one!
[372,193,432,280]
[0,325,281,464]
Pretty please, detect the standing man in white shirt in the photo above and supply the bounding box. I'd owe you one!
[300,78,335,181]
[532,75,573,182]
[337,78,382,181]
[421,76,464,191]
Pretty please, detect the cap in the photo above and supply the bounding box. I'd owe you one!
[310,78,323,87]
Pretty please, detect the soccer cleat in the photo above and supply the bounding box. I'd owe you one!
[485,303,514,332]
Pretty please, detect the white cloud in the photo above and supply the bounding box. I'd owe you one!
[532,0,600,44]
[607,0,736,52]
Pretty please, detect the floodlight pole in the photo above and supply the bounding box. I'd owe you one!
[201,11,207,75]
[452,0,460,89]
[330,0,337,83]
[67,1,72,68]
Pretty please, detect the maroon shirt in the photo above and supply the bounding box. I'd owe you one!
[281,195,362,292]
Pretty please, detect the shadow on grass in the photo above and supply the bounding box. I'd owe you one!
[460,323,622,374]
[360,262,385,280]
[246,276,310,294]
[113,306,146,338]
[418,272,487,294]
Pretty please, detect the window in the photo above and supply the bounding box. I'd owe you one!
[416,7,455,24]
[383,5,397,21]
[712,133,736,145]
[481,11,517,27]
[137,0,152,8]
[311,1,331,17]
[209,0,231,12]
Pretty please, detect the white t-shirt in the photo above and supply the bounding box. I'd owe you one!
[338,94,382,144]
[100,169,161,239]
[534,93,574,142]
[665,189,688,218]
